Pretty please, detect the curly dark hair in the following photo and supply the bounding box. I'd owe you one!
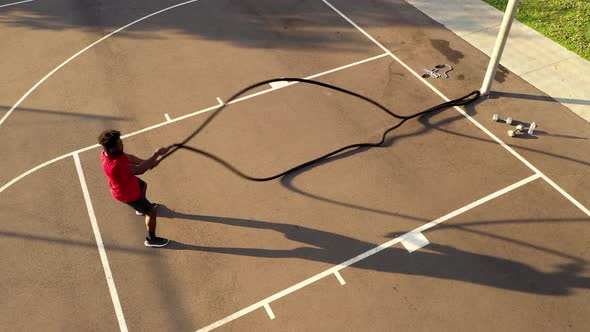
[98,129,121,151]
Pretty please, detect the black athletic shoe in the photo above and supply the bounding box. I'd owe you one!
[144,236,169,248]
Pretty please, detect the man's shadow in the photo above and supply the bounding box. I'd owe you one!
[157,204,590,295]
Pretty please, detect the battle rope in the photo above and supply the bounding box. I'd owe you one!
[158,78,480,181]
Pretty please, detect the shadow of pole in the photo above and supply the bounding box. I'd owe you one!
[491,91,590,106]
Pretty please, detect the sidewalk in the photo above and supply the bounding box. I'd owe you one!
[405,0,590,122]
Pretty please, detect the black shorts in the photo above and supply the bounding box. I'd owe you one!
[124,178,154,214]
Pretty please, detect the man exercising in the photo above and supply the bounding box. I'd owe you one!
[98,130,170,247]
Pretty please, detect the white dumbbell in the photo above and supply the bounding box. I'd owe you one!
[508,124,525,137]
[493,114,512,125]
[528,122,536,135]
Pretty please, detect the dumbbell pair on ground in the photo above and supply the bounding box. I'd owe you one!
[492,114,536,137]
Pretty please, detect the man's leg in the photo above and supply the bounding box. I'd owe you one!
[135,180,149,216]
[145,204,157,235]
[126,190,168,247]
[143,203,168,247]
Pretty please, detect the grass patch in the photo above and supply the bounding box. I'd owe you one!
[481,0,590,60]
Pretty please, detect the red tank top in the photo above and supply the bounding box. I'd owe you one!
[100,151,141,202]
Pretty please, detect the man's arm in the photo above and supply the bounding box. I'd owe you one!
[130,148,169,175]
[126,153,144,165]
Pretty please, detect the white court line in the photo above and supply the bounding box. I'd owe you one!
[164,113,172,122]
[225,53,388,106]
[263,303,275,320]
[320,0,590,217]
[306,53,388,80]
[0,0,36,8]
[0,141,103,193]
[334,271,346,285]
[0,53,386,194]
[195,174,540,332]
[123,54,386,133]
[541,176,590,216]
[228,53,388,105]
[0,0,203,129]
[73,153,128,332]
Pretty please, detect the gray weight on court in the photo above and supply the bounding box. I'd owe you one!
[493,113,512,125]
[528,122,537,135]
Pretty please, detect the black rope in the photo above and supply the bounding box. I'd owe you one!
[158,78,480,181]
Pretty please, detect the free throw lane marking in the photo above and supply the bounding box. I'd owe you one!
[400,232,430,253]
[334,271,346,285]
[73,153,128,332]
[263,303,275,320]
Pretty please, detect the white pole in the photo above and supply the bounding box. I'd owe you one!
[480,0,521,95]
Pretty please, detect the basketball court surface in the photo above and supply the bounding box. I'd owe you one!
[1,0,590,331]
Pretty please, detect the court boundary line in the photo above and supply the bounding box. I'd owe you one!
[73,153,128,332]
[0,0,36,9]
[320,0,590,217]
[0,53,387,194]
[194,174,541,332]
